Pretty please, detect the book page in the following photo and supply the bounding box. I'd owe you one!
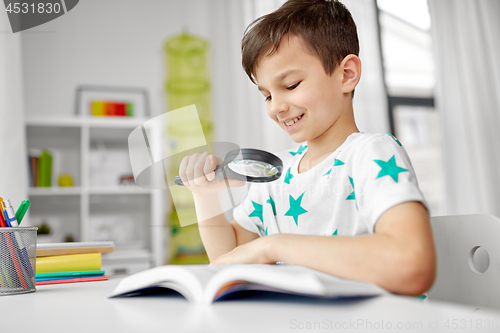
[206,264,387,303]
[205,264,324,303]
[313,269,388,298]
[111,265,219,302]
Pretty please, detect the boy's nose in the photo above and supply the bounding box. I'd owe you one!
[268,97,289,118]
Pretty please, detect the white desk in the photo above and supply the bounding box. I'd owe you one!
[2,277,500,333]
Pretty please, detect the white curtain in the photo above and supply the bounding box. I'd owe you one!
[428,0,500,216]
[0,11,28,211]
[209,0,388,153]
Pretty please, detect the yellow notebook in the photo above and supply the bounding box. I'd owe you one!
[36,253,101,273]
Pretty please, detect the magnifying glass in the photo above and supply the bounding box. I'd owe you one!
[174,148,283,186]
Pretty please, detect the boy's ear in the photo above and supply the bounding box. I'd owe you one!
[340,54,361,94]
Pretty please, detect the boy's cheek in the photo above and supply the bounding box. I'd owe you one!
[268,112,282,126]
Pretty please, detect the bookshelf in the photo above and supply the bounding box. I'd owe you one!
[25,115,166,275]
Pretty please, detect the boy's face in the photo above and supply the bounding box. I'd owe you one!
[255,35,350,144]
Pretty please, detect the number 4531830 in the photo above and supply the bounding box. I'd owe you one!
[5,2,62,14]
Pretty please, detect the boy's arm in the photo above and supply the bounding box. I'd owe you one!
[193,192,259,261]
[177,151,257,261]
[211,201,437,296]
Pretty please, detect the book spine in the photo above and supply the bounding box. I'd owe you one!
[36,270,105,279]
[38,150,52,187]
[115,102,126,116]
[36,253,101,273]
[91,101,105,116]
[30,156,38,187]
[36,275,108,286]
[126,103,134,117]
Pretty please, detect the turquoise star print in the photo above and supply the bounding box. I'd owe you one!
[248,201,263,223]
[324,159,345,176]
[324,229,338,236]
[290,145,307,156]
[266,195,277,216]
[374,155,408,183]
[285,192,308,226]
[388,133,402,146]
[346,176,355,201]
[346,176,358,210]
[284,167,294,184]
[257,224,266,236]
[334,159,345,166]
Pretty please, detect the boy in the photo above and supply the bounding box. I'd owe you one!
[178,0,436,296]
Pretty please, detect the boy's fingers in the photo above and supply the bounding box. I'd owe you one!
[228,179,246,187]
[178,156,190,186]
[184,153,200,186]
[205,155,216,181]
[193,153,209,186]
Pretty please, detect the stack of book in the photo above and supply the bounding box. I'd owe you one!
[28,149,52,187]
[36,241,114,286]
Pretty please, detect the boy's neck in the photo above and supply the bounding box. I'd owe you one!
[304,107,359,161]
[297,108,358,174]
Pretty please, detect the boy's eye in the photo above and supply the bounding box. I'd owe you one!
[265,95,272,102]
[287,82,300,90]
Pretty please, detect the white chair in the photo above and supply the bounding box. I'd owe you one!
[428,214,500,310]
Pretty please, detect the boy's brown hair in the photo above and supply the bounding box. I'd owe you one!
[241,0,359,85]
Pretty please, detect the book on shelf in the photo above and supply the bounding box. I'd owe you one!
[29,154,38,187]
[110,264,388,304]
[37,149,53,187]
[28,149,52,187]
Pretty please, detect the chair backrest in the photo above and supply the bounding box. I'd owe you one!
[428,214,500,310]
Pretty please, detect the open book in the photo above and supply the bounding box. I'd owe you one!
[110,264,388,304]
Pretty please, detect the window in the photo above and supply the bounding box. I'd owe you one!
[376,0,445,215]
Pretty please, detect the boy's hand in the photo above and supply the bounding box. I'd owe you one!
[178,151,245,195]
[210,236,276,265]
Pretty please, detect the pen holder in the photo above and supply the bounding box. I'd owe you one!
[0,227,37,295]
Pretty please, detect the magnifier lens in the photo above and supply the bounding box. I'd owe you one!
[228,159,279,177]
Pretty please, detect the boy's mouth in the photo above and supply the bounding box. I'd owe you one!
[284,114,304,127]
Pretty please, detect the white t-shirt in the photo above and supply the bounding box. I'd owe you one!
[233,132,427,237]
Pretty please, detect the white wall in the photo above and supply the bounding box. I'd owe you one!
[23,0,199,119]
[21,0,293,151]
[0,7,28,209]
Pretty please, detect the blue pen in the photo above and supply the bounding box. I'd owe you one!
[4,199,35,280]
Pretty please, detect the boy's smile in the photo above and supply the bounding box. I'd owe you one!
[254,34,359,153]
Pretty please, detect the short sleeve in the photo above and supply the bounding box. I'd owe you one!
[353,134,428,233]
[232,182,267,236]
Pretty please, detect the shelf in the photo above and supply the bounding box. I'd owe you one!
[26,115,148,128]
[28,186,153,196]
[28,187,82,196]
[87,187,152,195]
[25,113,165,267]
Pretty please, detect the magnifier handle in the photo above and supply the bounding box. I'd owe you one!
[174,166,227,186]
